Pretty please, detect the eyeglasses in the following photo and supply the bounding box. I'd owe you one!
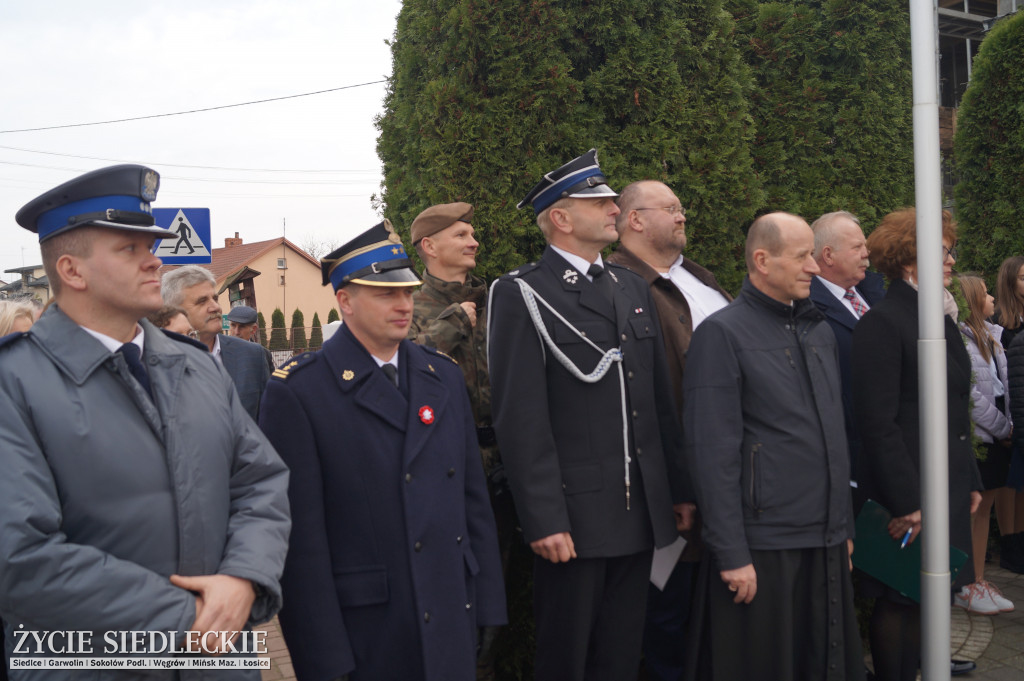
[942,245,958,261]
[636,205,686,217]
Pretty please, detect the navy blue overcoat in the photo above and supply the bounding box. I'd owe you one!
[259,325,506,681]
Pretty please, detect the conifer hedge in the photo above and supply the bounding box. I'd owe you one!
[309,312,324,350]
[726,0,916,227]
[377,0,760,292]
[269,308,289,352]
[290,309,307,352]
[954,11,1024,277]
[257,311,268,348]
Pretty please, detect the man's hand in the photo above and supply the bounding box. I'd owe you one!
[720,564,757,604]
[673,503,696,531]
[530,532,576,563]
[460,302,477,327]
[847,539,854,572]
[970,490,982,514]
[170,574,256,654]
[887,509,922,544]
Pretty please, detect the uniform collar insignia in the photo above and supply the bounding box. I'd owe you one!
[342,369,354,381]
[563,269,579,285]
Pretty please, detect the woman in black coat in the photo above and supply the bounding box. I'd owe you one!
[851,208,982,681]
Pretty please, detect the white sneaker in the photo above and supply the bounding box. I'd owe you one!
[977,580,1014,612]
[955,583,1001,615]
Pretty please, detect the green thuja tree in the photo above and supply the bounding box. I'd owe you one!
[954,11,1024,276]
[377,0,760,291]
[269,308,289,352]
[327,307,340,324]
[257,311,268,348]
[309,312,324,350]
[727,0,915,226]
[290,309,307,352]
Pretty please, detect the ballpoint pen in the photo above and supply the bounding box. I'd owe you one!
[900,527,913,549]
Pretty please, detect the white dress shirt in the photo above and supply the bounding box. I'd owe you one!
[662,256,729,329]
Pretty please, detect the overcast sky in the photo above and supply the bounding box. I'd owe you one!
[0,0,404,278]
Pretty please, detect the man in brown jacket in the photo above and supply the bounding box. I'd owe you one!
[608,180,731,681]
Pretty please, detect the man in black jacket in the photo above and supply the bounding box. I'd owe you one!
[683,212,862,681]
[489,150,690,681]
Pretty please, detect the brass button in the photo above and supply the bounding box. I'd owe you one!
[414,541,423,552]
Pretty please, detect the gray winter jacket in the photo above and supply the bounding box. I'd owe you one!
[961,321,1012,442]
[0,306,291,680]
[683,279,853,572]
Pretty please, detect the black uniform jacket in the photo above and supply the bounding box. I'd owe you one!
[487,246,688,558]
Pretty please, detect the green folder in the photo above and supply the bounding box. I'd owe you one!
[852,498,969,603]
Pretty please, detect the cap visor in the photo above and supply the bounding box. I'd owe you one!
[348,267,422,287]
[567,183,619,200]
[43,220,177,241]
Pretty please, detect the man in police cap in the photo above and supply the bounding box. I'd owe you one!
[0,165,291,678]
[259,220,506,681]
[488,150,692,681]
[226,304,275,373]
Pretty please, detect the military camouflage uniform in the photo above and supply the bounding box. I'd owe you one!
[409,271,497,474]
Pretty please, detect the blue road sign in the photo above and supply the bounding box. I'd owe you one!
[153,208,212,264]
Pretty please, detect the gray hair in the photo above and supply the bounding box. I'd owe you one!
[811,211,860,255]
[162,265,216,306]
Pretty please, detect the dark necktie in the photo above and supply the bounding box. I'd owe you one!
[381,363,399,388]
[119,342,153,399]
[588,263,614,305]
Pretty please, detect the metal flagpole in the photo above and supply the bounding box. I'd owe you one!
[909,1,951,679]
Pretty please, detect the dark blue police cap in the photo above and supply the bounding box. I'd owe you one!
[16,164,175,242]
[517,149,619,216]
[226,305,258,324]
[320,219,421,292]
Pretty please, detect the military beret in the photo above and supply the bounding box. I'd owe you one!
[410,202,474,245]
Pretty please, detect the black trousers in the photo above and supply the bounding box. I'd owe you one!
[533,551,653,681]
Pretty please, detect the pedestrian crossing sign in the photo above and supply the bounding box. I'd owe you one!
[152,208,212,264]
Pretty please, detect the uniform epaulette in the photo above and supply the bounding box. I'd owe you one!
[501,261,540,280]
[421,345,458,365]
[270,351,317,381]
[161,329,209,352]
[0,331,28,351]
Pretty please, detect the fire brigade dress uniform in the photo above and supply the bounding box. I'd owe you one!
[258,222,506,681]
[487,151,690,680]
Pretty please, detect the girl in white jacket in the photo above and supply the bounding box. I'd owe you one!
[957,274,1015,614]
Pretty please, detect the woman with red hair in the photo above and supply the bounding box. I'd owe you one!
[851,208,982,681]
